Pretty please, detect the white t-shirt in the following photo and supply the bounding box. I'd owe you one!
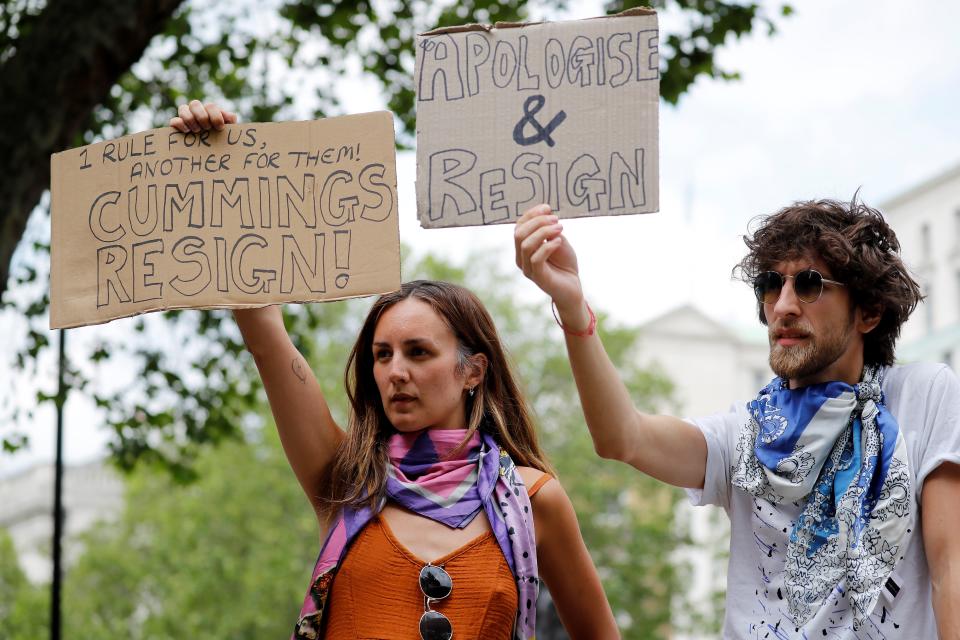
[687,363,960,639]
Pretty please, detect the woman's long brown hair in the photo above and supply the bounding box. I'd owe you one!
[318,280,553,519]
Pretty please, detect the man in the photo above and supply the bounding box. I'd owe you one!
[514,198,960,638]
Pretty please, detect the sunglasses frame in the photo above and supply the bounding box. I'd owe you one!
[419,564,453,640]
[753,268,846,304]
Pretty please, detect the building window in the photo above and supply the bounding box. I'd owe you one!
[955,208,960,246]
[921,222,932,256]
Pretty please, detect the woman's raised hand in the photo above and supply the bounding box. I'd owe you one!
[514,204,585,317]
[169,99,238,133]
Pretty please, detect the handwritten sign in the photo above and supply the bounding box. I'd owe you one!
[50,112,401,329]
[415,9,659,227]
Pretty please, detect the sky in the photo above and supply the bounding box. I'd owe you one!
[3,0,959,474]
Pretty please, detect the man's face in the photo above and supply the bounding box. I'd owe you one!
[761,253,870,388]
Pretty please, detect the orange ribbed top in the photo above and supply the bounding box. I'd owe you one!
[322,473,551,639]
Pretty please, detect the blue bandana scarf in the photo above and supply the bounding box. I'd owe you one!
[731,366,912,630]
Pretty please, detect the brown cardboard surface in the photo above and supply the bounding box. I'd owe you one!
[415,11,659,228]
[50,112,401,329]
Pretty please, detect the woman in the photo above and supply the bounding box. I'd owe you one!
[170,103,619,639]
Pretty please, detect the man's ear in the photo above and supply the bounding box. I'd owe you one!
[465,353,488,390]
[856,305,883,334]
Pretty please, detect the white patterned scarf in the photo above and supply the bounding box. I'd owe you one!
[731,365,913,629]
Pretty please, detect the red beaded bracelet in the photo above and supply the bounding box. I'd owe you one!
[551,300,597,337]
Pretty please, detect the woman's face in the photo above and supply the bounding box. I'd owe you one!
[371,298,480,432]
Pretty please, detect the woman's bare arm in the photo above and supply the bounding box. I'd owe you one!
[531,476,620,639]
[233,306,344,517]
[170,99,345,517]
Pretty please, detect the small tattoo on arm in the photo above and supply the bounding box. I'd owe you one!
[292,358,307,384]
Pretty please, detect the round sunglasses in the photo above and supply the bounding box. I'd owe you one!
[753,269,846,304]
[419,564,453,640]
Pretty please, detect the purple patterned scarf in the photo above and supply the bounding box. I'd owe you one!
[293,429,539,640]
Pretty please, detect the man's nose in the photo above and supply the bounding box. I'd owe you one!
[771,278,802,318]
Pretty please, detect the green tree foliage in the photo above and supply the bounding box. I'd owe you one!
[48,249,681,638]
[0,528,48,639]
[2,0,789,488]
[0,0,791,299]
[64,428,317,639]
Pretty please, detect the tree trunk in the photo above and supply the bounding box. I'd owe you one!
[0,0,185,298]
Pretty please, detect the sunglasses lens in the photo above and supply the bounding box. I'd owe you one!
[419,565,452,600]
[794,269,823,303]
[419,611,453,640]
[754,272,783,304]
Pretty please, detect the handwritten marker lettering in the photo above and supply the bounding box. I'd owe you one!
[512,95,566,148]
[415,14,660,227]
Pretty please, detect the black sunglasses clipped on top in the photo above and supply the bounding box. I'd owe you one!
[753,269,846,305]
[419,564,454,640]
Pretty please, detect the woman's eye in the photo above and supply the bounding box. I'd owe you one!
[374,350,391,361]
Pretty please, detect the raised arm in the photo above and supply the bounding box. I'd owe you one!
[514,205,707,489]
[171,101,344,516]
[233,306,344,516]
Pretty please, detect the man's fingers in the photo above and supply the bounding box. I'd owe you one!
[514,212,559,265]
[529,237,562,271]
[222,110,239,124]
[516,203,552,226]
[519,223,563,274]
[169,116,189,133]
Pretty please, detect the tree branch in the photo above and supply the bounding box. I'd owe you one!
[0,0,185,298]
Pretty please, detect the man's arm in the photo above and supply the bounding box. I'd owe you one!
[514,205,707,489]
[922,461,960,639]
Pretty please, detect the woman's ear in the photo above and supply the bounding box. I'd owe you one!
[465,353,488,391]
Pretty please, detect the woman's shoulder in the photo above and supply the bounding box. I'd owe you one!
[517,466,557,499]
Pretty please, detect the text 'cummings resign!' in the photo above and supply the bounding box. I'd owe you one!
[80,128,394,309]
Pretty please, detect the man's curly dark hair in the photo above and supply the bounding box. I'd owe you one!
[734,195,923,367]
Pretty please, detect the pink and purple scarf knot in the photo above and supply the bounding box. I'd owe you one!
[293,429,539,640]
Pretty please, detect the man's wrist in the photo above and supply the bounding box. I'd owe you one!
[552,299,596,337]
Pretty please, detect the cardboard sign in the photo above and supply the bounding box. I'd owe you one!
[415,9,659,228]
[50,112,401,329]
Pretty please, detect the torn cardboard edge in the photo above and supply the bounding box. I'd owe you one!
[419,7,656,36]
[49,111,402,329]
[49,292,398,331]
[414,9,660,227]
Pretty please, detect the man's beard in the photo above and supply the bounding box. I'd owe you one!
[768,314,854,382]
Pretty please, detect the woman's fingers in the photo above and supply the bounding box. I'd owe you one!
[176,103,199,132]
[205,103,227,130]
[188,100,211,130]
[171,101,238,133]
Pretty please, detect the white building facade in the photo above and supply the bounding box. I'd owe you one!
[0,461,123,583]
[882,161,960,367]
